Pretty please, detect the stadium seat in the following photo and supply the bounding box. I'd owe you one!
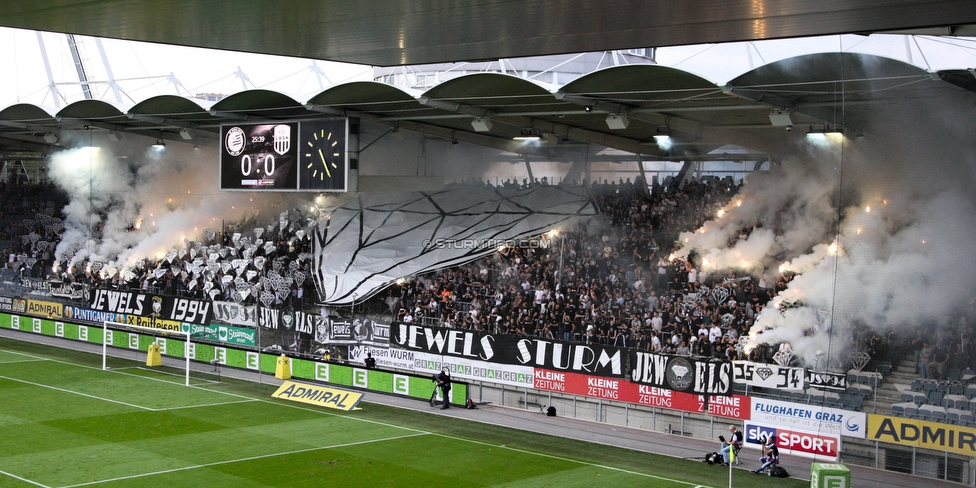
[891,403,906,416]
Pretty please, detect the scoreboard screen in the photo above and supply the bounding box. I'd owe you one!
[220,123,299,190]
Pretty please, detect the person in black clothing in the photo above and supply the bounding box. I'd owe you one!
[435,370,452,409]
[753,436,780,474]
[720,425,743,465]
[363,352,376,369]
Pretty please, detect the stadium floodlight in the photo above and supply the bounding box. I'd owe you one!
[102,320,192,386]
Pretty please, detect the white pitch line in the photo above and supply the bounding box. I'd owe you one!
[0,468,51,488]
[154,399,258,411]
[0,358,48,364]
[0,374,155,411]
[57,432,430,488]
[433,432,712,487]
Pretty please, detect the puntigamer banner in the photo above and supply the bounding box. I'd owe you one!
[630,351,733,396]
[89,289,212,326]
[391,322,625,378]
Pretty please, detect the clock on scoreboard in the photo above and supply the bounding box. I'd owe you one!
[298,118,348,191]
[220,123,299,190]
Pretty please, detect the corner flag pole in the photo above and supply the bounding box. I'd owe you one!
[728,443,734,488]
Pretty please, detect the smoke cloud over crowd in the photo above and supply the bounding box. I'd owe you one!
[48,137,306,276]
[674,76,976,367]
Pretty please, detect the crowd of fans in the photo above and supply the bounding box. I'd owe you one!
[7,171,974,375]
[387,175,797,363]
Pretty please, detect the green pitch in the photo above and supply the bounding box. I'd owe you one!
[0,338,803,487]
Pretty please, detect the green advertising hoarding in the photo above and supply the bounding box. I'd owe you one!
[0,311,466,406]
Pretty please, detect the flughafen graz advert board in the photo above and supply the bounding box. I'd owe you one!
[220,118,348,192]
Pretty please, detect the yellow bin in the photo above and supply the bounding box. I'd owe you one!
[275,354,292,380]
[146,343,161,367]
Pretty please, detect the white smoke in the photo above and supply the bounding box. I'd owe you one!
[49,138,301,275]
[676,68,976,367]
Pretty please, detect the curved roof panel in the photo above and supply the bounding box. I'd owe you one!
[129,95,210,117]
[210,89,306,118]
[562,65,719,100]
[306,81,420,114]
[0,103,56,122]
[57,100,127,120]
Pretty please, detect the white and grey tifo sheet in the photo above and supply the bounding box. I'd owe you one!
[312,185,598,304]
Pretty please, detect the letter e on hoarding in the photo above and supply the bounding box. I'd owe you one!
[393,374,409,395]
[32,318,41,333]
[128,332,139,349]
[245,351,259,370]
[825,476,846,488]
[157,339,167,355]
[315,363,329,382]
[353,369,367,388]
[79,325,88,341]
[11,316,18,329]
[214,347,226,364]
[55,322,64,337]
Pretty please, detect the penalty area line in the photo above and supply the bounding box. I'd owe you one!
[0,374,154,411]
[0,468,51,488]
[56,432,430,488]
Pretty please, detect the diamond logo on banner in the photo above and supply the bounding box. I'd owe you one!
[208,289,221,300]
[254,256,266,270]
[246,270,258,281]
[260,291,276,308]
[253,227,264,239]
[221,275,233,285]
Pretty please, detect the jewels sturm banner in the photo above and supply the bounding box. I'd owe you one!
[390,322,625,378]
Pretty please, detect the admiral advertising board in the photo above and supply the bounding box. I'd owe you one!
[391,323,624,378]
[630,351,733,395]
[744,421,841,460]
[733,360,805,390]
[750,398,866,438]
[88,289,212,326]
[868,413,976,456]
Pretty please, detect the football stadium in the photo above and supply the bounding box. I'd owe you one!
[1,3,976,487]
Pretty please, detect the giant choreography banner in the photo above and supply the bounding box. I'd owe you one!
[391,323,625,378]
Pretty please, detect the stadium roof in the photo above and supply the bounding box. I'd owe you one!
[0,52,970,160]
[1,1,975,67]
[0,3,974,158]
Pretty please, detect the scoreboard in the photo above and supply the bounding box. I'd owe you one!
[220,118,349,192]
